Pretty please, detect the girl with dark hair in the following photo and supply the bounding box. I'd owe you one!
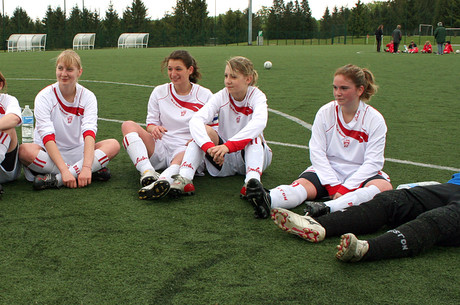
[122,50,215,199]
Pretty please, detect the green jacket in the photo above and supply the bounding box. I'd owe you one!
[434,26,446,44]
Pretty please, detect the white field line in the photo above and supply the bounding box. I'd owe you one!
[13,78,459,172]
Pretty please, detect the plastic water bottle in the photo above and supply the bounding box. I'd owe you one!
[21,105,34,143]
[396,181,440,190]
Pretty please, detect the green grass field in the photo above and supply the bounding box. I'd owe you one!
[0,45,459,304]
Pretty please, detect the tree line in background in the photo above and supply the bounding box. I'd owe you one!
[0,0,459,50]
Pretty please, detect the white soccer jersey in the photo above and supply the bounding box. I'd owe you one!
[306,100,388,191]
[0,93,22,125]
[34,82,98,151]
[146,83,214,147]
[189,86,268,153]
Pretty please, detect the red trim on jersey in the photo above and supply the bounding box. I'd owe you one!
[336,106,369,143]
[0,106,5,114]
[229,94,253,116]
[201,142,215,153]
[169,84,204,112]
[0,132,8,144]
[53,87,85,116]
[225,139,251,153]
[43,134,56,145]
[83,130,96,139]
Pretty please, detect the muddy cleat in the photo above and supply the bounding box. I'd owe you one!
[304,201,330,217]
[336,233,369,262]
[271,208,325,242]
[168,174,195,198]
[140,169,160,187]
[33,174,59,190]
[92,167,112,181]
[246,178,271,219]
[138,179,170,200]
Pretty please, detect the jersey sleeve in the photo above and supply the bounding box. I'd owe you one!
[4,95,22,126]
[34,88,57,145]
[80,90,98,139]
[189,92,222,152]
[341,112,387,191]
[309,104,342,188]
[146,87,163,127]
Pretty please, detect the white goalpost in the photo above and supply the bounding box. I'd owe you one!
[419,24,433,36]
[446,28,460,46]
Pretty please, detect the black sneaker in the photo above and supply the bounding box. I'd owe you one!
[304,201,330,217]
[138,179,170,200]
[33,174,59,190]
[246,178,271,219]
[92,167,111,181]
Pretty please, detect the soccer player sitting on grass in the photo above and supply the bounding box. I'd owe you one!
[247,64,392,219]
[271,172,460,263]
[167,56,273,219]
[121,50,215,200]
[443,41,454,54]
[0,71,22,195]
[19,50,120,190]
[421,41,433,53]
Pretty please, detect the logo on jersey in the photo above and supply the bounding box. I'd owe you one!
[343,139,350,147]
[181,110,186,116]
[236,116,241,123]
[68,116,73,124]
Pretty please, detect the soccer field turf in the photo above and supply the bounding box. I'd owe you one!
[0,45,459,304]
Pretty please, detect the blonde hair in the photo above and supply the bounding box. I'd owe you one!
[335,64,378,101]
[56,50,82,70]
[226,56,258,86]
[0,71,6,92]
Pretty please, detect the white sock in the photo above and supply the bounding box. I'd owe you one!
[123,132,153,174]
[178,141,203,180]
[27,150,60,174]
[244,139,264,183]
[159,164,180,184]
[269,182,308,209]
[326,185,381,212]
[0,132,11,164]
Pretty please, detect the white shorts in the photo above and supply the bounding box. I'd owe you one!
[60,145,85,165]
[205,143,272,177]
[149,139,187,170]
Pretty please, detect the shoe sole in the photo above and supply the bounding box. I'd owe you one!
[336,233,361,262]
[246,179,270,219]
[271,208,322,242]
[141,176,158,187]
[168,188,195,198]
[138,180,170,200]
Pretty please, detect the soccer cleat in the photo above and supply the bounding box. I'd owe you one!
[138,179,170,200]
[92,167,112,182]
[33,174,59,190]
[304,201,330,217]
[336,233,369,262]
[271,208,325,242]
[168,174,195,198]
[140,169,160,187]
[245,178,271,219]
[240,183,247,200]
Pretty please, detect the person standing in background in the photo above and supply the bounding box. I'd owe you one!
[392,25,402,53]
[375,25,384,52]
[434,22,446,55]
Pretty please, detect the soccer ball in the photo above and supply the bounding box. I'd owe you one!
[456,49,460,54]
[264,61,272,69]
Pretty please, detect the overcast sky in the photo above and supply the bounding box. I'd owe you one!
[2,0,375,21]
